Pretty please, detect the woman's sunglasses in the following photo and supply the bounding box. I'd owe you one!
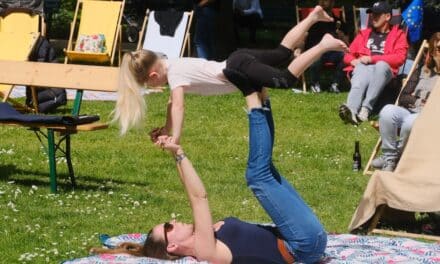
[163,222,174,245]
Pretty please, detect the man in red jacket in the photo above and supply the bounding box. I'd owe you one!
[339,1,408,125]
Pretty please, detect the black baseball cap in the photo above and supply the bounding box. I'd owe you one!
[366,1,392,14]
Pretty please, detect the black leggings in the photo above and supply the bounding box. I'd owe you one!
[224,45,297,91]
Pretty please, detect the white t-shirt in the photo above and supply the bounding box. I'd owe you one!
[166,58,238,95]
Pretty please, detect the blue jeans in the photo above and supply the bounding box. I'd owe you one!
[246,103,327,264]
[194,5,217,60]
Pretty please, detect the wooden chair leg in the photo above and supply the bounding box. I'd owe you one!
[31,86,39,113]
[367,204,386,234]
[301,74,307,93]
[363,137,382,175]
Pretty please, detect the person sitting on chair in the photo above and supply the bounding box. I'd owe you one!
[339,1,408,125]
[298,0,350,93]
[232,0,263,45]
[372,32,440,171]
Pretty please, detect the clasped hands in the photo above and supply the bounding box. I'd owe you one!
[351,56,372,66]
[149,127,179,153]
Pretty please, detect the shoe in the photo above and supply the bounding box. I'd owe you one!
[329,83,340,93]
[357,107,370,122]
[310,83,321,93]
[371,156,386,169]
[339,104,359,125]
[382,159,397,172]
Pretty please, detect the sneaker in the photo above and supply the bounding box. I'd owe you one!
[310,83,321,93]
[357,107,370,122]
[329,82,340,93]
[382,159,397,172]
[371,156,386,169]
[339,104,359,125]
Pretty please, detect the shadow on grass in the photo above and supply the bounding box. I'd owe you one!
[0,165,151,192]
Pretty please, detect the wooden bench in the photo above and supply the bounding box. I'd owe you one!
[0,60,119,192]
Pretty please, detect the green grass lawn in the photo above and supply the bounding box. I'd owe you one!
[0,90,376,263]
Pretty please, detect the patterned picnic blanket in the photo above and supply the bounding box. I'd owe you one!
[62,233,440,264]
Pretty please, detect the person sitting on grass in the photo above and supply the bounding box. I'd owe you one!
[113,5,348,144]
[93,89,327,263]
[339,1,408,125]
[372,32,440,171]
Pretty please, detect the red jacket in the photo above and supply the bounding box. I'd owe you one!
[343,25,408,76]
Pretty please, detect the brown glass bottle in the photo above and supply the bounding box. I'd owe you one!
[353,141,362,171]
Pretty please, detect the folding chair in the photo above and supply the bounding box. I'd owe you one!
[363,40,429,175]
[64,0,125,65]
[137,9,193,59]
[0,10,45,112]
[295,6,346,93]
[353,6,401,35]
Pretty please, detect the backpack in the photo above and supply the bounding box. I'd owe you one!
[25,36,67,113]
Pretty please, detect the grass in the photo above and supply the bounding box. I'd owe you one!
[0,90,377,263]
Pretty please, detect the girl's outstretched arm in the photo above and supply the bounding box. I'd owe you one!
[169,86,185,144]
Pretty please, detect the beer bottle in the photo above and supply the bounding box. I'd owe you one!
[353,141,362,171]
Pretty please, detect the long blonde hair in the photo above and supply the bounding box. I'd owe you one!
[90,231,180,260]
[112,50,158,135]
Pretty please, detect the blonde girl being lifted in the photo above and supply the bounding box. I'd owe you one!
[113,5,348,143]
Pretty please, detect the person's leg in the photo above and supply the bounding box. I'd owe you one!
[325,51,345,85]
[246,13,261,43]
[308,55,323,86]
[361,61,393,112]
[233,12,243,45]
[280,5,333,50]
[287,34,347,79]
[346,64,373,113]
[245,96,326,263]
[398,113,419,152]
[224,34,347,94]
[379,105,412,163]
[194,6,217,59]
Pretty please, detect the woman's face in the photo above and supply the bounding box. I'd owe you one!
[152,219,194,248]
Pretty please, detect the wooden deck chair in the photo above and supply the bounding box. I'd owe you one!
[137,9,193,59]
[353,6,401,34]
[295,6,346,93]
[363,40,429,175]
[0,10,45,112]
[64,0,125,65]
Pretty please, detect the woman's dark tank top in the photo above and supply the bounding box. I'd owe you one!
[215,217,286,264]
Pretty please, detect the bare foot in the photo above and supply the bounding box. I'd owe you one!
[319,34,349,52]
[310,5,333,23]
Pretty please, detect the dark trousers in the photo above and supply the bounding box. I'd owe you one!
[233,12,262,44]
[224,45,297,90]
[309,51,344,86]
